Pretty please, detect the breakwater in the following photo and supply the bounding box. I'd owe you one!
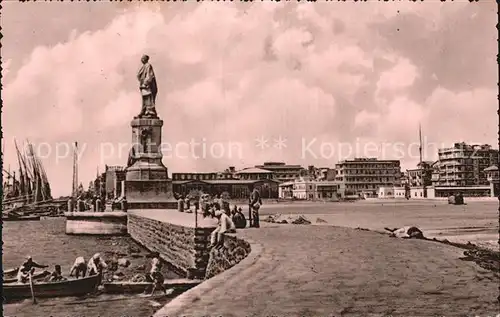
[64,211,128,235]
[127,210,252,280]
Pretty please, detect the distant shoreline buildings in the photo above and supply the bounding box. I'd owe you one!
[89,142,499,201]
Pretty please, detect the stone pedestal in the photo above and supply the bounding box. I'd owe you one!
[124,116,176,209]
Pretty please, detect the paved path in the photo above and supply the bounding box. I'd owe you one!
[156,224,499,317]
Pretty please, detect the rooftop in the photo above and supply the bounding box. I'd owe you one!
[236,167,274,174]
[337,158,400,164]
[255,164,304,169]
[484,165,498,172]
[172,179,280,185]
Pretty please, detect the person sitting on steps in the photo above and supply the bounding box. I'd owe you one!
[209,205,236,249]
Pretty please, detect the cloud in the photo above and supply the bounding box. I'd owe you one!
[376,57,419,101]
[2,2,496,196]
[2,59,12,78]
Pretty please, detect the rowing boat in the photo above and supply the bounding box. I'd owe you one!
[4,267,47,279]
[3,274,101,300]
[3,268,50,284]
[2,215,41,221]
[3,267,19,277]
[102,278,202,294]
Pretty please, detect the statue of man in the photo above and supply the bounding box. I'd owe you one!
[137,55,158,117]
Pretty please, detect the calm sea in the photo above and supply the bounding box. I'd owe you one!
[2,217,181,317]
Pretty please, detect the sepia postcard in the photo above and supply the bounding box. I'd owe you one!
[1,1,498,317]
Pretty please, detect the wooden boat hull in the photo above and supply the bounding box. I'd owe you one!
[3,269,50,284]
[3,267,19,277]
[2,215,41,221]
[102,278,201,294]
[3,274,101,300]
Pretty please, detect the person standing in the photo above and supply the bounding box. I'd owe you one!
[249,188,262,228]
[144,257,168,296]
[177,196,185,212]
[232,207,247,229]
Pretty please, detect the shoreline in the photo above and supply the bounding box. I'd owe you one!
[155,223,499,316]
[354,226,499,273]
[153,223,499,316]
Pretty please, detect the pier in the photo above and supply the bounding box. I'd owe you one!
[64,211,128,235]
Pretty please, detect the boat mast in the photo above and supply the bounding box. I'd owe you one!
[14,140,27,201]
[419,123,423,165]
[72,142,79,199]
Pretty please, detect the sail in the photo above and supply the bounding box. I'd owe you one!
[11,172,19,197]
[3,140,53,208]
[14,140,26,197]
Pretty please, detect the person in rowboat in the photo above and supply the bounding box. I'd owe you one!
[17,256,49,283]
[144,257,168,296]
[46,265,66,282]
[69,256,87,278]
[87,253,107,288]
[87,253,107,276]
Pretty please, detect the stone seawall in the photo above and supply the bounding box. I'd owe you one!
[128,210,253,283]
[127,210,217,279]
[205,233,252,279]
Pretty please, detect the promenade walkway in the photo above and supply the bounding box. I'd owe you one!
[156,224,499,317]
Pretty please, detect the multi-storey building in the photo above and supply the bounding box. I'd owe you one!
[278,177,339,200]
[171,170,279,199]
[432,143,499,187]
[407,161,434,187]
[313,167,336,181]
[234,167,274,180]
[485,165,499,197]
[254,162,306,182]
[172,171,235,182]
[335,158,401,197]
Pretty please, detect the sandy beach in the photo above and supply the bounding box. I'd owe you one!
[157,224,499,317]
[258,200,499,250]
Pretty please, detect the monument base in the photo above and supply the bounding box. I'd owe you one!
[126,161,169,180]
[123,179,177,210]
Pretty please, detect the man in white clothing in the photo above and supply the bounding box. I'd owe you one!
[209,209,236,248]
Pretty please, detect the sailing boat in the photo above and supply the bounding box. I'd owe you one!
[2,139,54,219]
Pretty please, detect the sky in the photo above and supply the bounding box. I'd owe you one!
[1,1,498,197]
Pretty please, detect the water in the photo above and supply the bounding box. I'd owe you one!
[2,217,181,317]
[259,200,499,250]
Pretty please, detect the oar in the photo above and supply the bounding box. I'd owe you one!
[28,271,37,304]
